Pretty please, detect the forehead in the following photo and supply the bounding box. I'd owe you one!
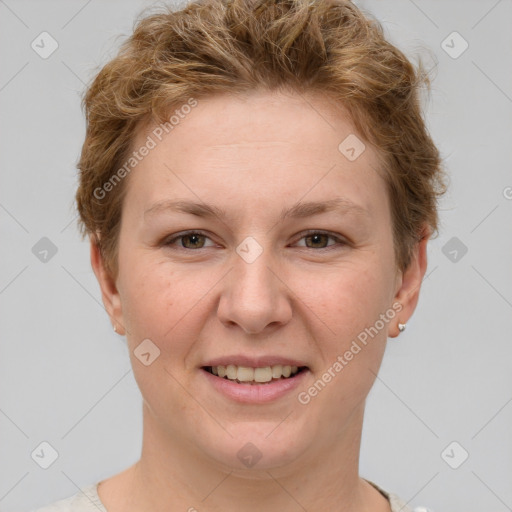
[138,90,360,152]
[125,90,387,219]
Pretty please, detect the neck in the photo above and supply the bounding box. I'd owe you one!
[100,402,390,512]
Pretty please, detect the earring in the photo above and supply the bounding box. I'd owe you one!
[398,323,406,333]
[113,325,117,333]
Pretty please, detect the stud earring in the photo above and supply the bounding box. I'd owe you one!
[398,323,406,333]
[113,325,117,333]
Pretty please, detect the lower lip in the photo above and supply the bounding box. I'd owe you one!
[201,368,309,404]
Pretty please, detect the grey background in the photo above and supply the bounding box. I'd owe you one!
[1,0,511,510]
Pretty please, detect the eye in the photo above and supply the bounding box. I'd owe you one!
[293,230,346,250]
[162,229,347,251]
[163,231,216,250]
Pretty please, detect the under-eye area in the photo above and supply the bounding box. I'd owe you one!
[202,365,309,384]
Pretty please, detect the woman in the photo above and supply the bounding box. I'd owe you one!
[33,0,445,510]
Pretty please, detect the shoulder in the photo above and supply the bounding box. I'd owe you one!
[365,479,432,512]
[29,484,106,512]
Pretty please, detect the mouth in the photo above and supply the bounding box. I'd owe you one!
[202,364,308,385]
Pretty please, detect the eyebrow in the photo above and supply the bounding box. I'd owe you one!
[144,197,370,222]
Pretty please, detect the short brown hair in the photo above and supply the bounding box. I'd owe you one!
[76,0,446,277]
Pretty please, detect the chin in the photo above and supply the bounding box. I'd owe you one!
[198,420,313,473]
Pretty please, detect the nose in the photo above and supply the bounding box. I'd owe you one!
[217,247,293,335]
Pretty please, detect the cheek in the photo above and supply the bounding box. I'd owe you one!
[117,251,180,338]
[333,264,394,376]
[300,257,394,402]
[118,253,215,355]
[302,259,394,342]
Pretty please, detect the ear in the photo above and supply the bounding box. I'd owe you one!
[90,236,126,335]
[389,226,430,338]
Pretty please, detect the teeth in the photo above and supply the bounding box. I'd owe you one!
[226,364,237,380]
[254,367,272,383]
[271,365,283,378]
[208,364,301,382]
[237,366,254,382]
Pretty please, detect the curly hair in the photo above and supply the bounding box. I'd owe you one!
[76,0,446,277]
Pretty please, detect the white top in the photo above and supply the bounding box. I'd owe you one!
[29,479,427,511]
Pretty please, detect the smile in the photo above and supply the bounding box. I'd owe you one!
[201,364,310,403]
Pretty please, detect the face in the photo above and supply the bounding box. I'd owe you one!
[93,89,425,474]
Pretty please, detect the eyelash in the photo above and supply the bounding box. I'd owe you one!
[162,230,347,252]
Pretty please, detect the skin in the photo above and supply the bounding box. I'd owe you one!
[91,89,429,512]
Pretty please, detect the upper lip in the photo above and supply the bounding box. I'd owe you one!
[202,355,309,368]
